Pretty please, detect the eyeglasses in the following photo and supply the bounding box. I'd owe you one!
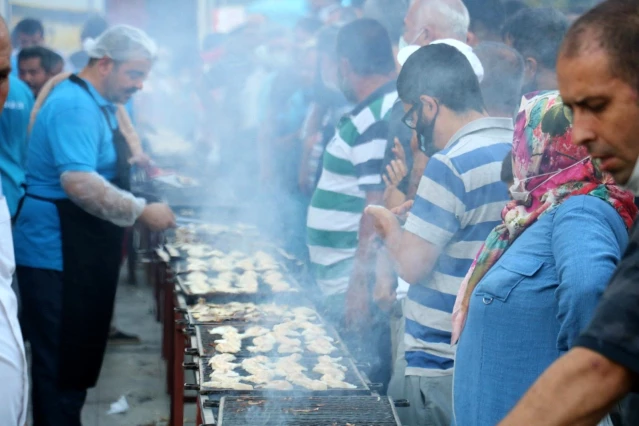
[402,103,421,130]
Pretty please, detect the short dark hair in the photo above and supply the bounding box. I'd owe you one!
[17,46,59,73]
[81,15,108,41]
[475,42,524,115]
[503,0,529,18]
[336,18,395,76]
[363,0,409,44]
[561,0,639,92]
[397,44,485,114]
[464,0,506,35]
[12,18,44,45]
[502,7,569,70]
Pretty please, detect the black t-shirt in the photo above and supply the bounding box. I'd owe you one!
[575,221,639,375]
[381,102,413,195]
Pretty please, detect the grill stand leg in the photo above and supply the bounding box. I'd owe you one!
[170,293,185,426]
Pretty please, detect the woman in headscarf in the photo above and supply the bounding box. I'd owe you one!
[451,91,637,426]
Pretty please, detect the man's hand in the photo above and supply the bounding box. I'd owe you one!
[392,137,406,164]
[138,203,176,231]
[382,159,408,189]
[128,152,152,167]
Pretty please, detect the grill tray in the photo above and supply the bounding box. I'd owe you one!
[194,324,344,359]
[186,302,320,325]
[197,356,370,396]
[216,395,401,425]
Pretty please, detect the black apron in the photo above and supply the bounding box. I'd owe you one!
[27,74,132,389]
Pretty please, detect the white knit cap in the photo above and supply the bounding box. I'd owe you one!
[397,39,485,83]
[84,24,158,62]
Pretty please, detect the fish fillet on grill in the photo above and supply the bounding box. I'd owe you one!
[320,375,357,389]
[236,271,259,293]
[164,244,180,258]
[266,279,293,293]
[202,377,253,391]
[313,364,346,380]
[208,354,239,373]
[274,354,307,376]
[209,257,234,272]
[307,336,337,355]
[240,326,270,339]
[260,380,294,390]
[287,372,328,391]
[185,244,214,258]
[234,258,254,271]
[208,279,237,294]
[273,322,300,337]
[248,333,277,352]
[245,370,276,384]
[291,307,318,320]
[214,337,241,353]
[240,356,269,373]
[278,342,303,354]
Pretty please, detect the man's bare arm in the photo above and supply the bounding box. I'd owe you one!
[499,347,633,426]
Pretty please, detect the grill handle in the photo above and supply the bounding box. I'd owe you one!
[183,326,196,336]
[185,348,199,356]
[369,382,384,391]
[184,383,200,391]
[394,399,411,408]
[203,400,220,408]
[183,362,198,370]
[174,307,188,314]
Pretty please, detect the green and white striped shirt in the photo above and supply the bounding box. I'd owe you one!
[307,81,397,296]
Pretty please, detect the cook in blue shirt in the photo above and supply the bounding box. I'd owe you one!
[13,77,118,270]
[0,75,33,217]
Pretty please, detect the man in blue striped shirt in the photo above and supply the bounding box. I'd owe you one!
[367,44,513,425]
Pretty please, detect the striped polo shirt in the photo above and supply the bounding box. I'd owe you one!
[403,117,514,377]
[307,81,397,296]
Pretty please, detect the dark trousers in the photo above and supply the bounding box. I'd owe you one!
[18,266,87,426]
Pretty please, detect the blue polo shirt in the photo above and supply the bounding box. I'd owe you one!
[13,77,118,271]
[0,75,33,216]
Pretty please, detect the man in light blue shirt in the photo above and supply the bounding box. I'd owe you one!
[0,74,33,218]
[366,44,513,426]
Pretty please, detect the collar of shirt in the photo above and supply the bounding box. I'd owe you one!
[445,117,514,149]
[80,77,117,114]
[350,80,397,116]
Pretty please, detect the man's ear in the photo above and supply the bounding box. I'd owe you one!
[467,31,479,47]
[418,95,438,121]
[524,57,538,83]
[96,57,115,77]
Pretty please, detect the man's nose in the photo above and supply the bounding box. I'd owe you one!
[571,111,597,146]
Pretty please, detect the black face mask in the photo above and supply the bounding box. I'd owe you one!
[416,105,439,157]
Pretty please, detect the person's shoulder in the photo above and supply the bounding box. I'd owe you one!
[555,195,627,233]
[42,80,97,115]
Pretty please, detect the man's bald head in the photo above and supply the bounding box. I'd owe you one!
[404,0,470,46]
[561,0,639,92]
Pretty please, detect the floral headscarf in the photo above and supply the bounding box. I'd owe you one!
[450,91,638,345]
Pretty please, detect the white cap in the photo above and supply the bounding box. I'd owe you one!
[84,24,158,62]
[397,39,485,83]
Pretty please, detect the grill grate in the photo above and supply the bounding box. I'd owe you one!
[195,324,345,359]
[186,301,320,325]
[198,355,370,396]
[216,395,401,426]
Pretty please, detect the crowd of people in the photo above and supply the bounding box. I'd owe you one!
[0,0,639,425]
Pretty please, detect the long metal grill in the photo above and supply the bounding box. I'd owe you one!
[198,356,370,396]
[216,396,401,426]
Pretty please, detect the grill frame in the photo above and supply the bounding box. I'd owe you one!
[215,395,402,426]
[196,355,371,396]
